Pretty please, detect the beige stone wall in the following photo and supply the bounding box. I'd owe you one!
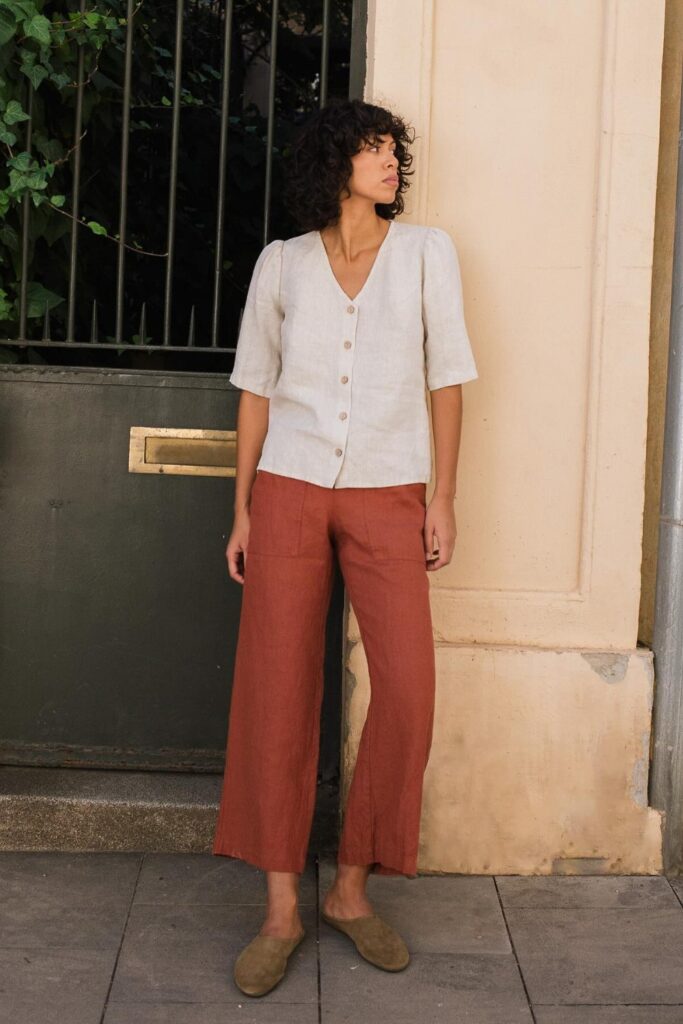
[342,0,668,874]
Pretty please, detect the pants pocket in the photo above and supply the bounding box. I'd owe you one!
[361,483,427,562]
[247,471,308,558]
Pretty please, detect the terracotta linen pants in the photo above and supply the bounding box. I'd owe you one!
[211,469,436,878]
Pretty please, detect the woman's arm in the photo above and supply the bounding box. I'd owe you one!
[233,393,270,516]
[430,383,463,502]
[424,384,463,571]
[226,238,284,583]
[227,392,270,584]
[420,227,478,571]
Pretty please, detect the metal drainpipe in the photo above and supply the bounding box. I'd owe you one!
[649,68,683,877]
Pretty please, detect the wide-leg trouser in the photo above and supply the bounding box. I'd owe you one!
[211,469,436,878]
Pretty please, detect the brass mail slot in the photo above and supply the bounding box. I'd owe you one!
[129,426,237,477]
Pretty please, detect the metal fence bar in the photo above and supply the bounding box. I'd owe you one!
[115,0,136,344]
[210,0,235,348]
[18,84,34,342]
[320,0,330,108]
[262,0,279,246]
[349,0,367,102]
[66,0,88,344]
[163,0,185,346]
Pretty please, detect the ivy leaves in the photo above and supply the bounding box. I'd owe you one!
[0,2,124,332]
[0,3,124,213]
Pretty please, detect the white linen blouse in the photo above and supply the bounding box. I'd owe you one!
[228,219,479,488]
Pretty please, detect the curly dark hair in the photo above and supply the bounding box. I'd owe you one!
[282,98,416,233]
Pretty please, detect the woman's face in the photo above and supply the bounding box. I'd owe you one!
[347,134,399,204]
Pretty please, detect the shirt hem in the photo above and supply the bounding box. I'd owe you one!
[228,373,275,398]
[427,372,479,391]
[256,462,432,489]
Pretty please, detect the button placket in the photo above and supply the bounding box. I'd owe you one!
[333,304,357,470]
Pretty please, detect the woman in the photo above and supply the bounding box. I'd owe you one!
[212,97,478,997]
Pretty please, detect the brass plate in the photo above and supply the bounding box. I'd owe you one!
[129,426,237,477]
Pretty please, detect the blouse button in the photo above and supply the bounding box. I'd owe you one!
[341,375,348,383]
[335,448,343,456]
[343,340,352,349]
[339,412,347,420]
[346,304,355,314]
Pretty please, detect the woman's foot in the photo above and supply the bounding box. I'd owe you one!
[320,864,410,972]
[234,926,306,997]
[258,907,305,941]
[322,863,374,920]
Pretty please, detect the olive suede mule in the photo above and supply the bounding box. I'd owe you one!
[233,929,306,997]
[320,910,410,971]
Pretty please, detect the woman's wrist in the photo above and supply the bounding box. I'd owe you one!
[432,486,457,501]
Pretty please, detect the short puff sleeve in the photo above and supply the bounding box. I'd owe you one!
[229,238,284,398]
[422,227,479,390]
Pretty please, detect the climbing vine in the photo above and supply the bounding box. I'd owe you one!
[0,1,124,341]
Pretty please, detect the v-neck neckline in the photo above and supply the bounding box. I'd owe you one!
[316,219,395,304]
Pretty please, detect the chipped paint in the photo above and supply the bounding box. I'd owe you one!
[630,728,651,808]
[551,857,611,874]
[580,652,629,683]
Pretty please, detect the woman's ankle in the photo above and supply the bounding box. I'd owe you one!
[332,862,371,893]
[264,869,301,909]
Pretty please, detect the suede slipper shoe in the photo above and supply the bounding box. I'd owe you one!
[321,910,410,971]
[233,929,306,997]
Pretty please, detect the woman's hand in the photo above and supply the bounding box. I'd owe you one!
[424,493,457,571]
[226,510,251,584]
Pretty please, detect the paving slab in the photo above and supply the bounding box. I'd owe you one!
[534,1008,683,1023]
[319,949,533,1023]
[0,946,116,1024]
[0,851,140,949]
[506,906,683,1005]
[497,874,679,909]
[0,892,130,950]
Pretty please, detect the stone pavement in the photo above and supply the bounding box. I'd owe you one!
[1,850,683,1023]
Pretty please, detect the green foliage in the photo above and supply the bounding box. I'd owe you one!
[0,0,124,337]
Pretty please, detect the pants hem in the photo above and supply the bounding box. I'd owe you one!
[338,856,419,879]
[212,845,307,874]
